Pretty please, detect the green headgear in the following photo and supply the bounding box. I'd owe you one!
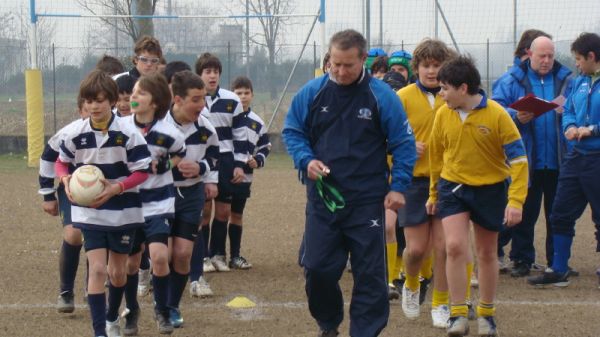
[388,50,413,79]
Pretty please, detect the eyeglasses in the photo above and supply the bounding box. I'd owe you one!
[136,56,161,65]
[316,175,345,213]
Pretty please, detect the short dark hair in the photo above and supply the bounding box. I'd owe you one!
[134,35,163,58]
[96,55,125,76]
[515,29,552,58]
[195,52,222,75]
[329,29,367,57]
[370,56,389,74]
[136,73,171,119]
[115,74,135,95]
[171,70,205,99]
[571,32,600,62]
[231,76,253,92]
[164,61,192,84]
[437,55,481,95]
[79,69,119,105]
[411,38,455,75]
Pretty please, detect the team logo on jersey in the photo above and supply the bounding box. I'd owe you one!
[477,125,491,135]
[404,120,413,135]
[201,134,208,142]
[369,219,381,227]
[320,106,329,113]
[156,136,165,146]
[226,102,233,112]
[115,134,124,145]
[121,235,131,245]
[357,108,373,120]
[251,122,257,130]
[81,138,87,146]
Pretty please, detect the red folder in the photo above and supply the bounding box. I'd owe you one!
[509,94,559,117]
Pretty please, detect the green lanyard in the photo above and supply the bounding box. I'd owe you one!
[316,175,345,213]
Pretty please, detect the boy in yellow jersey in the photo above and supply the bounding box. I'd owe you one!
[427,56,528,337]
[396,39,455,324]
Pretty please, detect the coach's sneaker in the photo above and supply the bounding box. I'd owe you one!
[210,255,231,272]
[498,256,511,274]
[122,307,140,336]
[57,291,75,313]
[318,328,339,337]
[477,316,498,336]
[431,305,450,328]
[401,285,420,319]
[388,283,400,300]
[137,269,152,296]
[510,261,531,277]
[527,268,570,287]
[230,256,253,269]
[203,257,216,273]
[106,317,122,337]
[154,309,174,334]
[190,276,214,298]
[447,316,469,336]
[169,308,184,328]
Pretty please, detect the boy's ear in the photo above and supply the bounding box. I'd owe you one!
[588,51,596,61]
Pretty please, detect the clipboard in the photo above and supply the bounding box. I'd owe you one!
[509,94,559,117]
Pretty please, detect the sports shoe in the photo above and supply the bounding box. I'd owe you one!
[510,261,530,277]
[169,308,184,328]
[419,277,431,304]
[401,285,420,319]
[470,271,479,288]
[190,276,214,298]
[388,283,400,300]
[447,316,469,336]
[466,301,476,321]
[527,268,570,287]
[531,262,545,272]
[122,307,140,336]
[318,328,339,337]
[431,304,450,328]
[203,257,216,273]
[154,309,174,334]
[57,291,75,313]
[210,255,231,272]
[106,317,122,337]
[477,316,498,336]
[137,268,152,297]
[498,256,511,274]
[568,266,580,277]
[229,256,253,269]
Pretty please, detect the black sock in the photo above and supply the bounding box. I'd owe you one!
[152,274,169,313]
[189,234,204,282]
[140,249,150,270]
[202,225,211,257]
[88,293,106,336]
[59,241,82,293]
[106,282,126,322]
[167,270,189,309]
[210,219,228,256]
[124,273,139,311]
[228,224,243,258]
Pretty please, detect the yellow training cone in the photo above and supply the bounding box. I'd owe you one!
[227,296,256,309]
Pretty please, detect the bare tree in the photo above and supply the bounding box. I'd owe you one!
[77,0,158,43]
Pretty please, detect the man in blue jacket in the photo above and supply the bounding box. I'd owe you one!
[282,29,416,337]
[493,36,572,277]
[528,32,600,287]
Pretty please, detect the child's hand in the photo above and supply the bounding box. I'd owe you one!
[205,183,218,200]
[89,179,119,209]
[177,160,200,178]
[42,200,59,216]
[231,167,245,184]
[247,157,258,169]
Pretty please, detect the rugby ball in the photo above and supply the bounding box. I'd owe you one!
[69,165,105,206]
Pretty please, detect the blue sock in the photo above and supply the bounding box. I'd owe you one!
[59,241,82,293]
[87,293,106,336]
[189,234,205,282]
[210,219,228,256]
[106,283,126,322]
[153,274,169,313]
[551,234,573,273]
[124,273,139,311]
[167,270,188,309]
[228,224,243,258]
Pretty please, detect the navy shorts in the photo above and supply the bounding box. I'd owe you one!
[170,182,204,241]
[436,178,508,232]
[130,217,171,255]
[57,185,72,226]
[231,197,248,215]
[81,228,136,254]
[215,152,234,203]
[398,177,430,227]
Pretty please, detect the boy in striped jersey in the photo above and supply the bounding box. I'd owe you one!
[163,70,220,327]
[229,76,272,269]
[427,56,528,337]
[195,53,248,272]
[120,74,186,335]
[56,70,152,337]
[39,96,89,313]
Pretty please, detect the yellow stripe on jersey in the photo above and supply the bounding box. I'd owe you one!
[397,84,445,177]
[428,99,528,210]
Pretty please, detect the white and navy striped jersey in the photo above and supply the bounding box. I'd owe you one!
[121,115,186,219]
[240,108,271,183]
[38,120,81,201]
[201,87,248,166]
[164,110,220,187]
[58,114,152,230]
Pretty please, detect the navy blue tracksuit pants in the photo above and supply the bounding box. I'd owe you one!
[301,200,388,337]
[498,169,558,266]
